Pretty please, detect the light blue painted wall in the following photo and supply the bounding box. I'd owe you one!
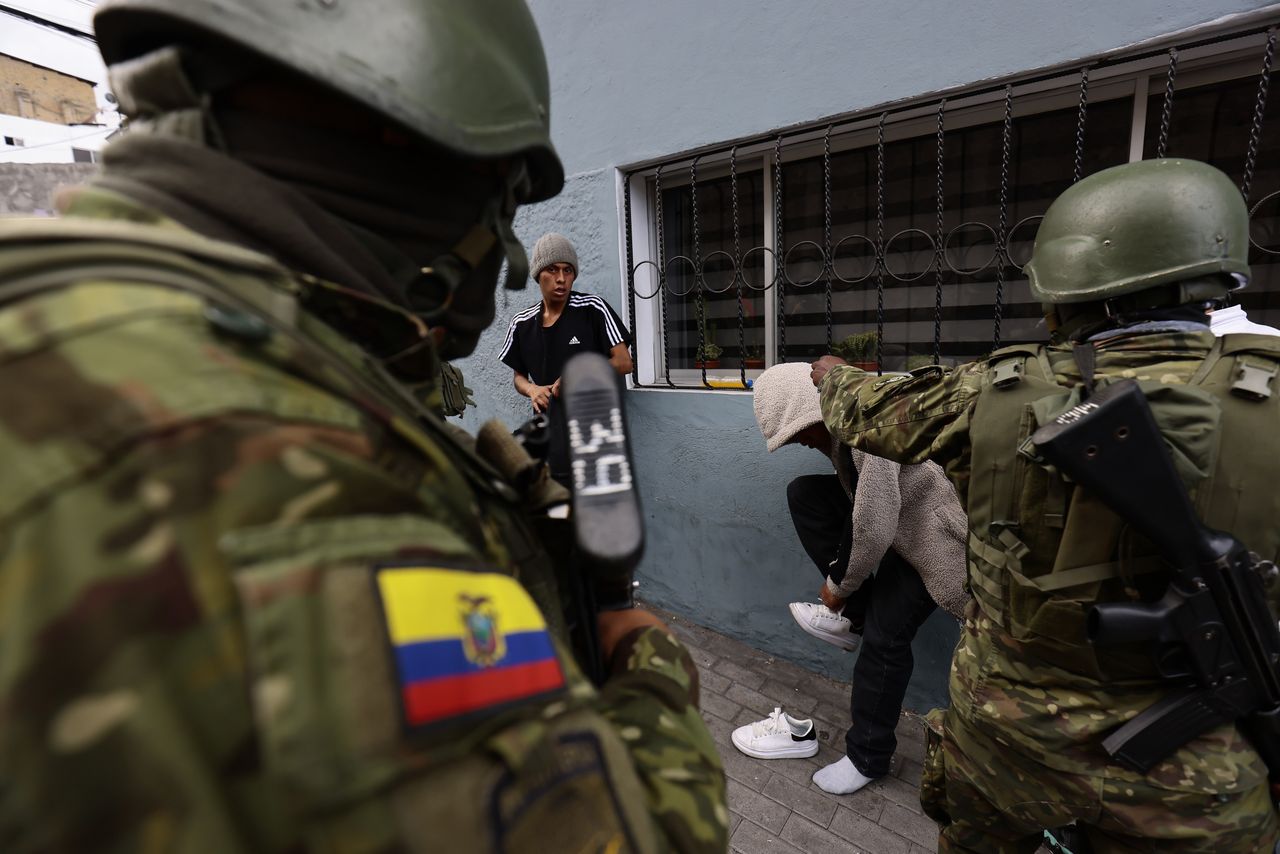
[458,0,1280,710]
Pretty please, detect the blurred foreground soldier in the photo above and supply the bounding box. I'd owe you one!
[810,159,1280,852]
[0,1,725,851]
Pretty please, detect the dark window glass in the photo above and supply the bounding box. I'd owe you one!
[778,96,1132,368]
[659,170,766,369]
[1145,73,1280,327]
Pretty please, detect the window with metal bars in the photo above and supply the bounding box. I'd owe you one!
[621,26,1280,389]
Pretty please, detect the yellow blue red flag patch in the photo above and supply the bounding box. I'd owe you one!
[374,566,566,728]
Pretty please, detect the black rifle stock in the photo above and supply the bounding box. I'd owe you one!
[1030,379,1280,782]
[559,353,644,683]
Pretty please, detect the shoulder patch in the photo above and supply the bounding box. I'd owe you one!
[374,565,565,729]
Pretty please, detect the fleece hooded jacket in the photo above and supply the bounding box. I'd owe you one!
[753,362,969,619]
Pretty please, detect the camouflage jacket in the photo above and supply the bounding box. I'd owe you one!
[0,189,726,853]
[819,331,1276,795]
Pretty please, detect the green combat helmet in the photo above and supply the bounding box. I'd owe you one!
[93,0,564,360]
[93,0,564,203]
[1026,159,1249,329]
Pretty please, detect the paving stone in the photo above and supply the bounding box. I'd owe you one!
[698,666,732,697]
[727,778,792,834]
[762,773,839,828]
[875,773,926,815]
[759,754,822,787]
[880,802,941,848]
[683,642,720,673]
[700,629,768,665]
[713,659,768,692]
[813,741,848,768]
[760,678,819,714]
[780,813,867,854]
[718,741,772,792]
[893,716,928,764]
[730,818,807,854]
[828,806,913,854]
[895,757,924,786]
[811,714,847,748]
[839,784,889,824]
[806,674,856,710]
[726,682,789,717]
[651,604,958,853]
[699,688,742,723]
[756,655,816,689]
[701,711,739,756]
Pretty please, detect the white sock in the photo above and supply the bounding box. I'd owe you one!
[812,755,875,795]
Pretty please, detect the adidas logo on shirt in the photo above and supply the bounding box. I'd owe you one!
[569,336,581,345]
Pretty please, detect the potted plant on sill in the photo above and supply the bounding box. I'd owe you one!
[743,342,766,370]
[695,340,723,370]
[694,311,722,369]
[831,330,880,370]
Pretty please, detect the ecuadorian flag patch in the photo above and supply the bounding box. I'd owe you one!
[375,566,566,728]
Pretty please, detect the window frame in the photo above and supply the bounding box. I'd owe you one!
[617,30,1274,390]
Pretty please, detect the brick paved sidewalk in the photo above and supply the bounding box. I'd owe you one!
[657,608,939,854]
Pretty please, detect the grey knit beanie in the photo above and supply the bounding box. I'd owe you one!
[530,233,579,280]
[753,362,825,452]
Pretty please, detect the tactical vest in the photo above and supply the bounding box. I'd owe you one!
[965,336,1280,680]
[0,216,664,853]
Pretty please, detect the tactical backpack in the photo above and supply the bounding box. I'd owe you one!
[963,336,1280,679]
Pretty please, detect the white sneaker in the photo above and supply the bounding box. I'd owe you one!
[731,707,820,759]
[789,602,860,652]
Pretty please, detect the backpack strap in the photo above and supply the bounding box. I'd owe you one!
[1189,332,1280,398]
[987,342,1055,389]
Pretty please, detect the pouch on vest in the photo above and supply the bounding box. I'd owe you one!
[964,346,1227,679]
[220,514,660,853]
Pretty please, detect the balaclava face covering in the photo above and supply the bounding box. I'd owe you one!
[100,45,530,360]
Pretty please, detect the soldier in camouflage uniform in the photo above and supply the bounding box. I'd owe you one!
[810,159,1280,852]
[0,1,727,851]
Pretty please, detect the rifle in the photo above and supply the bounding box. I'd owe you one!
[506,352,644,684]
[1029,379,1280,784]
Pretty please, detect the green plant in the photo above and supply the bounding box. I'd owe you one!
[696,338,723,363]
[831,330,879,363]
[695,308,722,363]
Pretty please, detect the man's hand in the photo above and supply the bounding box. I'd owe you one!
[811,355,848,388]
[820,582,847,613]
[530,384,553,413]
[551,378,562,398]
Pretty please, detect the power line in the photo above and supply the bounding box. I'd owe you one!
[0,4,95,40]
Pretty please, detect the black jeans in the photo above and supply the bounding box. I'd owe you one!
[786,473,938,778]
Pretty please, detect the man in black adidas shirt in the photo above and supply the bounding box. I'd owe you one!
[500,232,633,486]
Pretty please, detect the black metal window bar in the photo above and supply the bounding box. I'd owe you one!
[621,23,1280,390]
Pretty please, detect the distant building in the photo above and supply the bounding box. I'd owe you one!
[0,53,97,125]
[0,1,118,165]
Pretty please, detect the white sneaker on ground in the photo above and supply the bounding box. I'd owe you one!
[788,602,861,652]
[730,707,820,759]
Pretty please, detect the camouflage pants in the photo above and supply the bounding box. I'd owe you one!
[920,709,1280,853]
